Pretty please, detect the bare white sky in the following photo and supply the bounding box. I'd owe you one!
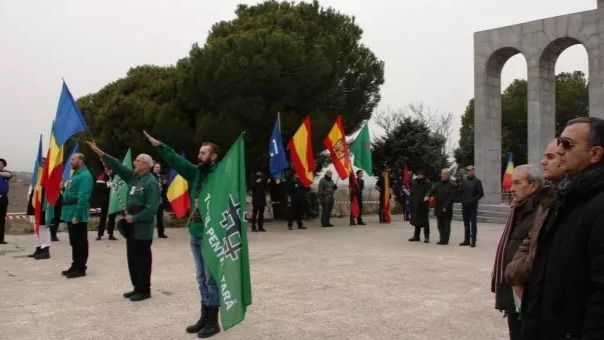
[0,0,595,171]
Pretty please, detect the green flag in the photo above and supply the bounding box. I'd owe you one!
[349,123,373,175]
[108,148,132,215]
[199,135,252,330]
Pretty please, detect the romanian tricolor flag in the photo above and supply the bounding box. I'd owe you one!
[323,116,352,180]
[43,81,88,204]
[502,152,514,193]
[288,115,315,187]
[31,135,44,234]
[166,159,190,218]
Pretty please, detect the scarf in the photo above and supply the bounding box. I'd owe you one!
[491,203,518,293]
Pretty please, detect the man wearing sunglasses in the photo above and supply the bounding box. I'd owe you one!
[523,117,604,339]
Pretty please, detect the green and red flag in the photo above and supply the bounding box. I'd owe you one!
[199,135,252,331]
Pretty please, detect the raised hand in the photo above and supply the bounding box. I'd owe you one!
[86,140,105,157]
[143,130,161,147]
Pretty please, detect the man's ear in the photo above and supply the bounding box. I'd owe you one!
[589,146,604,165]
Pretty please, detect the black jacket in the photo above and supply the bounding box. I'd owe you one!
[526,163,604,340]
[430,180,456,219]
[458,176,484,205]
[251,177,268,207]
[410,178,431,227]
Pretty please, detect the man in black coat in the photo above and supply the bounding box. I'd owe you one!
[429,169,456,245]
[286,174,307,230]
[250,171,269,232]
[458,165,484,247]
[523,117,604,340]
[409,170,431,243]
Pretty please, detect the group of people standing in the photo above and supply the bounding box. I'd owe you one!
[492,117,604,340]
[407,166,484,246]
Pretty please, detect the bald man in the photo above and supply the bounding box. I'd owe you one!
[60,153,94,278]
[88,141,160,302]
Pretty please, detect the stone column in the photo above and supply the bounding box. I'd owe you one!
[527,55,556,166]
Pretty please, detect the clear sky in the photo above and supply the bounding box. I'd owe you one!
[0,0,595,171]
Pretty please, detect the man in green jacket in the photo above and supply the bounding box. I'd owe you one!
[143,131,221,338]
[87,141,160,302]
[318,170,337,227]
[60,153,93,278]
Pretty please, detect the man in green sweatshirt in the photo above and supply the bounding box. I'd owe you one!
[87,141,160,302]
[60,153,93,278]
[143,130,221,338]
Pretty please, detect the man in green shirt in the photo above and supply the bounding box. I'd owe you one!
[60,153,93,278]
[87,141,160,302]
[143,131,221,338]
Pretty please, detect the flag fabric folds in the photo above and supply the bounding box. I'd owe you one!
[166,152,190,218]
[199,135,252,331]
[383,168,392,224]
[31,135,44,234]
[287,115,315,187]
[42,131,64,205]
[62,141,80,181]
[268,113,289,181]
[402,166,411,196]
[108,148,132,215]
[502,152,514,193]
[324,116,352,180]
[349,171,361,219]
[349,122,373,176]
[53,81,88,145]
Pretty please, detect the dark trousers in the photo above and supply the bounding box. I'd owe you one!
[506,309,522,340]
[321,200,334,226]
[127,238,152,294]
[378,195,385,223]
[413,224,430,239]
[0,196,7,242]
[288,203,303,228]
[251,205,265,230]
[98,212,117,237]
[436,215,452,243]
[156,204,165,236]
[68,222,89,271]
[462,203,478,242]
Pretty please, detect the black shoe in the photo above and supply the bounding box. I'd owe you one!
[61,267,76,276]
[0,241,7,244]
[96,235,102,240]
[158,234,167,238]
[198,306,220,338]
[357,222,366,225]
[65,271,86,279]
[28,247,42,257]
[123,291,137,299]
[424,239,430,243]
[34,248,50,260]
[51,235,59,242]
[288,226,293,230]
[298,226,307,230]
[109,235,118,240]
[470,241,476,248]
[350,221,356,226]
[459,241,470,246]
[258,228,266,232]
[327,223,334,227]
[408,238,420,242]
[129,292,151,302]
[187,305,209,333]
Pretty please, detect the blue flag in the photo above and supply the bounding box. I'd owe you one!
[268,113,288,180]
[54,81,88,145]
[62,141,80,180]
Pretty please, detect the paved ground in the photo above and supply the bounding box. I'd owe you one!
[0,216,508,340]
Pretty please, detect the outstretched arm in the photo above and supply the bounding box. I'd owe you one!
[86,141,134,185]
[144,130,197,182]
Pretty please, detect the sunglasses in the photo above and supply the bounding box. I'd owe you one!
[556,137,578,150]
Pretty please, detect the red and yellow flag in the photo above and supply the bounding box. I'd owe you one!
[31,136,44,234]
[502,152,514,193]
[288,115,315,187]
[383,169,392,224]
[324,116,352,180]
[42,132,64,205]
[166,166,190,218]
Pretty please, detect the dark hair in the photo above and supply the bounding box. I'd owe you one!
[202,142,220,155]
[0,158,6,167]
[567,117,604,148]
[356,170,363,176]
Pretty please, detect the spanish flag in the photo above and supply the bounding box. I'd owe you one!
[42,130,64,205]
[166,157,190,218]
[288,115,315,187]
[31,135,44,233]
[383,168,392,224]
[502,152,514,193]
[323,116,352,180]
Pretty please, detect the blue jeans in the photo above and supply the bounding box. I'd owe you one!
[190,235,219,307]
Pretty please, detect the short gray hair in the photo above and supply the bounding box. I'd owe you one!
[515,164,543,189]
[137,154,154,166]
